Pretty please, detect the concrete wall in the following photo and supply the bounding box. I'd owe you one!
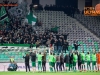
[0,0,32,5]
[40,0,55,7]
[0,0,18,3]
[0,0,99,11]
[92,0,99,7]
[78,0,85,11]
[78,0,100,11]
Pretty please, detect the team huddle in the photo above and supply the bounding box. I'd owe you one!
[23,50,100,72]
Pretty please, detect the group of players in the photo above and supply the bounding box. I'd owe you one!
[23,50,100,72]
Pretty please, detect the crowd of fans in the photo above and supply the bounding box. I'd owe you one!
[0,18,80,53]
[0,19,69,51]
[0,1,81,52]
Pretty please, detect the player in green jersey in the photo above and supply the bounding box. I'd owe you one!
[81,51,85,72]
[69,51,73,71]
[52,53,56,72]
[49,52,54,72]
[64,53,70,72]
[73,52,78,71]
[37,52,42,72]
[91,52,97,71]
[86,52,91,71]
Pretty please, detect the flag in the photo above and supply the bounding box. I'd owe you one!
[0,6,9,24]
[8,0,27,18]
[25,11,37,25]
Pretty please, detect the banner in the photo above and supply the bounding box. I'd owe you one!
[0,44,36,49]
[0,63,49,71]
[0,44,49,50]
[0,62,95,71]
[0,44,35,47]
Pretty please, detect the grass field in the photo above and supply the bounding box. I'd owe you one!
[0,72,100,75]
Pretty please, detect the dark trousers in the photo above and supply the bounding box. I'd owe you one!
[69,61,73,71]
[56,62,60,71]
[63,46,68,53]
[60,62,65,71]
[42,61,46,71]
[63,46,66,53]
[78,62,82,70]
[57,46,62,53]
[25,62,30,72]
[8,68,17,71]
[8,68,14,71]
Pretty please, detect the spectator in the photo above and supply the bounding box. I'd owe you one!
[38,21,42,26]
[46,39,51,47]
[8,62,18,71]
[73,42,80,50]
[51,26,60,34]
[13,62,18,71]
[63,40,69,53]
[57,39,63,53]
[54,39,57,52]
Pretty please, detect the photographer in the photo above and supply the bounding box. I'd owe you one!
[8,62,18,71]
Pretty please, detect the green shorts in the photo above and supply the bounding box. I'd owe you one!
[32,62,36,67]
[92,61,96,65]
[49,62,53,67]
[81,60,85,64]
[87,61,90,66]
[69,64,73,67]
[66,63,69,67]
[73,62,76,66]
[38,61,42,65]
[52,62,55,67]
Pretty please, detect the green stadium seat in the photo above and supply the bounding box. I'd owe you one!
[4,55,8,58]
[8,52,12,55]
[12,52,15,55]
[15,56,19,60]
[0,54,5,58]
[22,53,25,56]
[2,52,5,54]
[19,55,22,58]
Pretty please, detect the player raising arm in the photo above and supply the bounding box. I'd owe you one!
[86,52,91,71]
[91,52,97,72]
[37,52,42,72]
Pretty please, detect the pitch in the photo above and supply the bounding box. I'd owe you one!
[0,72,100,75]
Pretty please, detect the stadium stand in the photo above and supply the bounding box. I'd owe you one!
[34,10,100,49]
[0,10,100,62]
[75,14,100,37]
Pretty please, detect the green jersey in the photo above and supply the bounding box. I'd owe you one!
[49,55,54,62]
[81,53,85,61]
[73,54,78,62]
[91,54,96,61]
[53,56,56,63]
[37,54,42,61]
[86,54,90,61]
